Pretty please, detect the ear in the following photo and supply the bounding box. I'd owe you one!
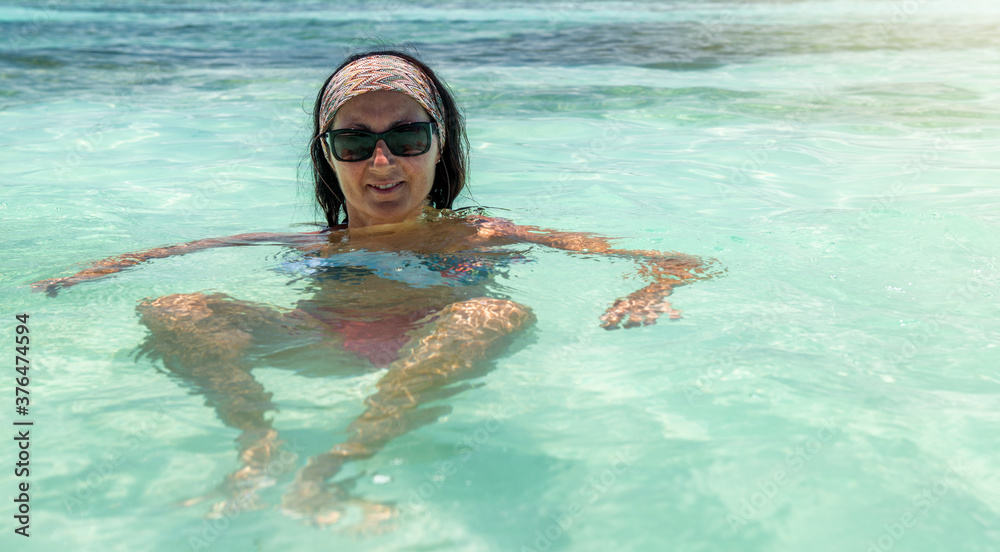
[319,136,330,160]
[318,137,339,176]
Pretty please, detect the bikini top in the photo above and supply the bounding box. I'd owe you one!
[279,248,528,288]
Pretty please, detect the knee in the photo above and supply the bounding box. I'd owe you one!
[137,292,228,325]
[447,298,535,333]
[139,292,207,314]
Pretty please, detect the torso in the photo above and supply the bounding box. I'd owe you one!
[286,210,527,315]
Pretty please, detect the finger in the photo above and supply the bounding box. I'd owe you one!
[621,306,679,329]
[600,316,623,329]
[599,300,629,329]
[647,299,682,320]
[31,279,68,297]
[622,311,649,329]
[29,280,54,292]
[659,305,682,320]
[599,308,625,329]
[641,311,661,326]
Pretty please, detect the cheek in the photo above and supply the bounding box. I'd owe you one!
[320,147,344,185]
[427,143,443,176]
[331,162,361,193]
[419,156,438,185]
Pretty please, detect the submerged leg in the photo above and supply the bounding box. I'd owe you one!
[283,297,534,520]
[137,292,314,514]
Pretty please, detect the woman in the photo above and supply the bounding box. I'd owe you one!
[33,50,713,526]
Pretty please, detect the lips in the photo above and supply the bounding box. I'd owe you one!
[369,181,403,192]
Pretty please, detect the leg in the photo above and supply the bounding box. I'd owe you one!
[283,297,534,521]
[137,292,316,515]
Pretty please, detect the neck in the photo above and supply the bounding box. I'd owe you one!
[346,205,444,234]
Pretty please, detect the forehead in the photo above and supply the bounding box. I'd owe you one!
[332,91,431,130]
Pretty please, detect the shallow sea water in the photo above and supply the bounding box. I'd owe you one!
[2,1,1000,551]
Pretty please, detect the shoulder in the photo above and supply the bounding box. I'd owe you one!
[465,214,515,229]
[301,224,347,235]
[465,215,522,240]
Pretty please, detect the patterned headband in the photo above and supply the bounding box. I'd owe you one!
[319,54,446,147]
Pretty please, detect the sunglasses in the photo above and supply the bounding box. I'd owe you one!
[321,122,437,162]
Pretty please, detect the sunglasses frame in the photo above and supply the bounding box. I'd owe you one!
[321,121,437,162]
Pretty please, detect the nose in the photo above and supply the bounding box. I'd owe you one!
[371,139,394,166]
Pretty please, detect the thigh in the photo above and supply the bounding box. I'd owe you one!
[137,292,348,373]
[137,292,283,368]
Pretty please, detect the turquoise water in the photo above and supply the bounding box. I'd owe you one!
[3,1,1000,551]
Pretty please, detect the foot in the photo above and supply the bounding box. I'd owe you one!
[282,478,397,532]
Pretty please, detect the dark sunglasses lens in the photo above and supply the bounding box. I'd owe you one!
[326,123,433,162]
[385,124,431,156]
[330,133,375,162]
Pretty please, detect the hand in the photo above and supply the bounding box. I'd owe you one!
[600,284,681,329]
[30,251,161,297]
[30,265,124,297]
[29,274,106,297]
[30,277,75,297]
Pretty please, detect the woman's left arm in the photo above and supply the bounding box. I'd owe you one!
[474,217,714,329]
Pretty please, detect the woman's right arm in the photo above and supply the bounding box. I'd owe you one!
[31,231,327,296]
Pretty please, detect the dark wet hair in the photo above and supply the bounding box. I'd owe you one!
[309,50,469,227]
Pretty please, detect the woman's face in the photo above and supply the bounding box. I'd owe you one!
[324,90,440,229]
